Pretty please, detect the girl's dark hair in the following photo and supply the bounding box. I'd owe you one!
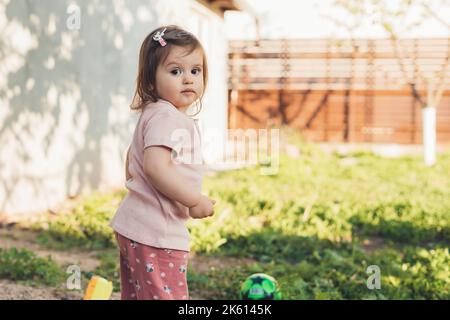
[130,25,208,113]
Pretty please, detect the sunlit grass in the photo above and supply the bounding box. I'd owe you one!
[27,130,450,299]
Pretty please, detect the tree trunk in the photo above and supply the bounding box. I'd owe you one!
[422,106,436,166]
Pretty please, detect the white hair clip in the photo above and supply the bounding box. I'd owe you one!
[152,28,167,47]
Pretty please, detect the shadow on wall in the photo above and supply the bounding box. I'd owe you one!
[0,0,172,217]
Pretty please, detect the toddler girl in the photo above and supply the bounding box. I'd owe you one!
[110,25,215,300]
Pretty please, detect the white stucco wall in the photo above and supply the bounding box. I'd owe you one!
[0,0,229,219]
[185,1,228,166]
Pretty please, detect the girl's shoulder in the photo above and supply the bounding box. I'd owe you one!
[142,99,172,114]
[140,100,176,121]
[140,100,191,130]
[143,99,183,115]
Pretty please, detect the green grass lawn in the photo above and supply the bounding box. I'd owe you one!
[25,134,450,299]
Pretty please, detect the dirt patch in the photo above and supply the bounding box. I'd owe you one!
[0,279,121,300]
[0,227,101,271]
[0,279,76,300]
[189,253,258,273]
[362,236,385,254]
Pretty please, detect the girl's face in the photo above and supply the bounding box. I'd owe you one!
[155,45,204,112]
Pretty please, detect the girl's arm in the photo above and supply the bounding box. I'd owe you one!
[143,146,201,208]
[125,146,131,181]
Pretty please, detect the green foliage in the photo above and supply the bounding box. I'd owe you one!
[94,249,121,293]
[36,191,126,250]
[187,140,450,299]
[0,248,65,286]
[32,134,450,299]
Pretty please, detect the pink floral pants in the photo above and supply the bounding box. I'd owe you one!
[115,232,189,300]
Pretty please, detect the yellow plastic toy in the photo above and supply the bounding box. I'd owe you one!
[83,275,113,300]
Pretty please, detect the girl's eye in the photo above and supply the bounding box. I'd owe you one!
[191,68,201,75]
[170,68,182,76]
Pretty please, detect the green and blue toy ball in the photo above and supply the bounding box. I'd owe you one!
[239,273,282,300]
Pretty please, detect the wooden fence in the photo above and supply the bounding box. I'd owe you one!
[228,38,450,144]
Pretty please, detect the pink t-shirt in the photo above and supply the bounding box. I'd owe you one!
[110,99,203,251]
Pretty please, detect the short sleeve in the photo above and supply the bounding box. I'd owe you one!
[143,111,188,156]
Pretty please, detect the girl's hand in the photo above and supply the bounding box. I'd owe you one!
[188,195,216,219]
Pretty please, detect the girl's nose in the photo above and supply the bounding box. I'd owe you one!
[183,74,193,84]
